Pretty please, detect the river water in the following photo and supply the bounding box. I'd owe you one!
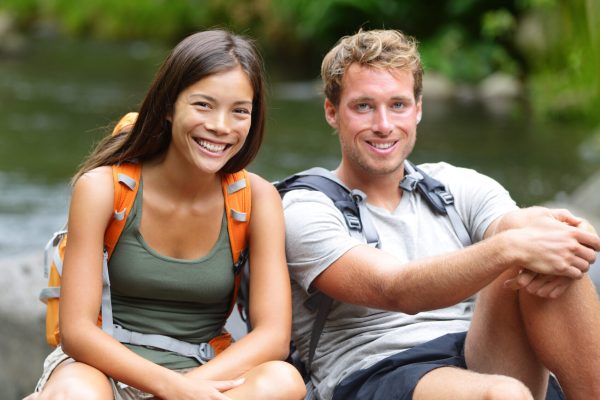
[1,36,599,259]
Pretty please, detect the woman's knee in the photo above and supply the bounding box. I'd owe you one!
[40,362,113,400]
[245,361,306,400]
[484,375,533,400]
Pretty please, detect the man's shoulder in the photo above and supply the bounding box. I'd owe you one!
[280,185,338,209]
[416,161,480,178]
[416,161,493,188]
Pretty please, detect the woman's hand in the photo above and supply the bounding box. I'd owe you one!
[161,373,244,400]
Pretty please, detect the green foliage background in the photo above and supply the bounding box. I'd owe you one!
[1,0,598,125]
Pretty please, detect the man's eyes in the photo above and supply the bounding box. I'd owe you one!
[355,103,372,111]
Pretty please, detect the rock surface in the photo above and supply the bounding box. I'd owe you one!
[0,252,50,399]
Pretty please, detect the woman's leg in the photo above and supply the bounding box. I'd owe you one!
[29,359,114,400]
[225,360,306,400]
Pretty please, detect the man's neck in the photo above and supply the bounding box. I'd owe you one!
[334,163,405,212]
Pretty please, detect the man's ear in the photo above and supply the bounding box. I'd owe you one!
[416,96,423,125]
[324,98,339,130]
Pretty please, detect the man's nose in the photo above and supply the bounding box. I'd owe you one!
[372,107,393,135]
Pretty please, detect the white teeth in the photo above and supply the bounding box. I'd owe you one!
[196,139,226,153]
[370,142,394,149]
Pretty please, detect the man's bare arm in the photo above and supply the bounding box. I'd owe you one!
[313,207,600,313]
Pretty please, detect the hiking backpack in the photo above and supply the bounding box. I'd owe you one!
[39,113,251,363]
[273,161,473,390]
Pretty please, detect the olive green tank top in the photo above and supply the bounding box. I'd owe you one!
[109,179,234,369]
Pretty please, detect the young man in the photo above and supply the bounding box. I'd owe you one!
[282,29,600,400]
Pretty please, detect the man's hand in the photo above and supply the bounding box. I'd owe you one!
[503,209,599,298]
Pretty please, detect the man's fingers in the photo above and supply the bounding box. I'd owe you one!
[573,229,600,252]
[505,272,574,299]
[549,282,570,298]
[578,219,598,235]
[562,265,584,279]
[504,270,536,290]
[549,208,582,226]
[503,278,521,290]
[567,251,592,273]
[529,275,568,298]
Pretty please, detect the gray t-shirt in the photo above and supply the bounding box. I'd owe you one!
[282,162,518,400]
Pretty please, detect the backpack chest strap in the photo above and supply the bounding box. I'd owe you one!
[112,324,216,364]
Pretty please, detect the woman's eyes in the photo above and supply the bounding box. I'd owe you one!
[192,102,250,116]
[193,101,211,109]
[233,107,251,115]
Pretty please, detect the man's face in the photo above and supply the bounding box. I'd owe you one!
[325,63,422,179]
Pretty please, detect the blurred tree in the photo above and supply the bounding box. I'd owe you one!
[516,0,600,122]
[1,0,598,123]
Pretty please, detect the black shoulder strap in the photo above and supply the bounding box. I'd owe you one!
[275,167,380,247]
[401,161,472,247]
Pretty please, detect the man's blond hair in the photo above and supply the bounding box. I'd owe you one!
[321,29,424,105]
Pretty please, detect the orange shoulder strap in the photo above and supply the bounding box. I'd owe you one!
[221,170,251,318]
[103,163,141,258]
[221,169,251,265]
[102,112,141,258]
[112,112,137,135]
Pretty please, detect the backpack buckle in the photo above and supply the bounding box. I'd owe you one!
[436,190,454,205]
[399,171,423,192]
[194,342,216,364]
[233,248,249,274]
[343,211,362,231]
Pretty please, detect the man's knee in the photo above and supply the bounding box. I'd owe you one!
[484,375,533,400]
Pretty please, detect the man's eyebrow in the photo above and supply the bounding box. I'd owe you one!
[390,95,413,101]
[349,96,374,102]
[349,95,412,102]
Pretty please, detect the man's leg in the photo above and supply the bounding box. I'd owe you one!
[465,268,549,399]
[414,366,533,400]
[519,275,600,398]
[466,268,600,400]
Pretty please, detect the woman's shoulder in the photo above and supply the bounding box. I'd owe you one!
[72,166,115,205]
[244,172,282,209]
[76,165,113,184]
[246,172,276,195]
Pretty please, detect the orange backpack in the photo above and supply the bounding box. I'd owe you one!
[40,113,251,360]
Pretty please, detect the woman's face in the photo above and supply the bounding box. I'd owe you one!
[168,65,254,174]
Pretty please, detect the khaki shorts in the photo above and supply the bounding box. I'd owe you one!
[35,346,191,399]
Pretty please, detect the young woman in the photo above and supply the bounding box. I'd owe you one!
[27,29,305,400]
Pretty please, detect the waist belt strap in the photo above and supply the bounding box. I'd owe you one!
[112,325,216,364]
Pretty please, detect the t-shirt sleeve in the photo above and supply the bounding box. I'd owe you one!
[282,189,362,292]
[440,163,518,242]
[425,163,519,243]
